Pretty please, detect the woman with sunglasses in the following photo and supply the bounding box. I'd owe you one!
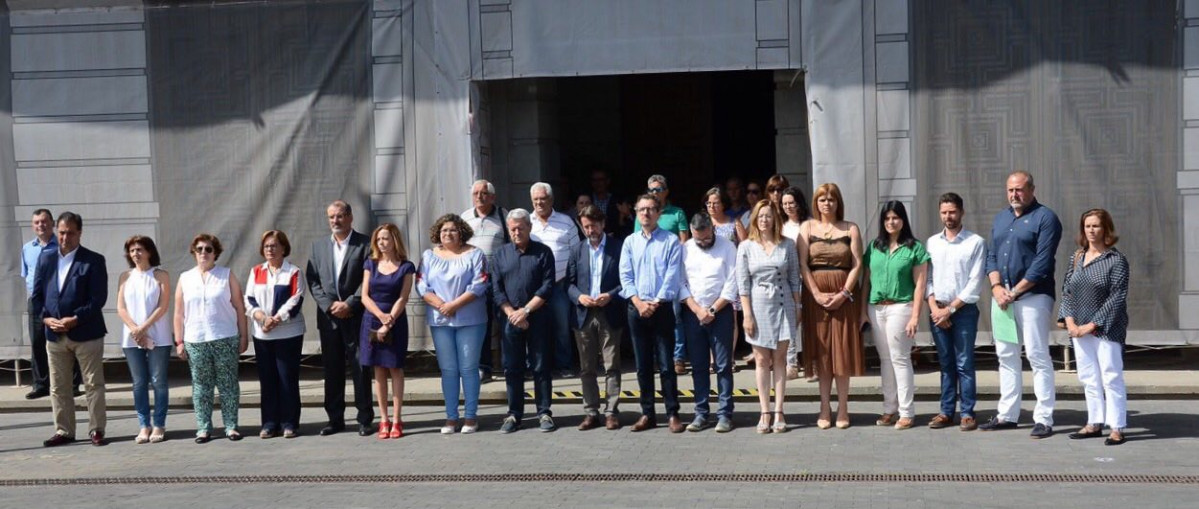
[174,234,248,443]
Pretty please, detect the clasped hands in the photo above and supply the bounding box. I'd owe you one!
[43,316,77,334]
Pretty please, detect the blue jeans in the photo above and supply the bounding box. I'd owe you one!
[254,336,303,432]
[431,324,486,420]
[548,281,575,371]
[502,313,553,420]
[672,300,687,362]
[628,303,680,418]
[123,346,171,428]
[929,303,979,418]
[682,306,735,418]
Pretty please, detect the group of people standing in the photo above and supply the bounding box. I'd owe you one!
[19,169,1130,447]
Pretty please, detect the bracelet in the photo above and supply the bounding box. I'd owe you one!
[840,289,854,302]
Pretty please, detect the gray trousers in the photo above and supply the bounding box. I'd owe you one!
[574,308,623,416]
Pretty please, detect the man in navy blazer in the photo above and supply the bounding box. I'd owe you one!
[565,205,627,430]
[29,211,109,447]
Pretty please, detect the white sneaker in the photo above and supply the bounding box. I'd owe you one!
[440,420,457,435]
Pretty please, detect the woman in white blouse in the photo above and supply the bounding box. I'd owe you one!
[116,236,171,444]
[173,233,248,443]
[244,230,306,439]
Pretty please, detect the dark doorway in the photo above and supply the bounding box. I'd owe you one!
[556,71,778,214]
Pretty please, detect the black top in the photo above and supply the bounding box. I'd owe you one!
[1058,248,1129,345]
[491,240,555,310]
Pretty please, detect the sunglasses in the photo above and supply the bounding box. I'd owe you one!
[647,187,666,194]
[194,245,215,254]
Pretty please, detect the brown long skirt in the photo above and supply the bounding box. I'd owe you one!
[801,269,865,377]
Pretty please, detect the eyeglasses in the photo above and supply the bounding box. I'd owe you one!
[194,245,215,254]
[440,228,460,234]
[768,188,782,194]
[647,187,666,194]
[636,207,659,214]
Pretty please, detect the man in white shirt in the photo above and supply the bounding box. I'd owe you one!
[462,179,509,382]
[679,213,738,433]
[925,192,987,431]
[528,182,583,378]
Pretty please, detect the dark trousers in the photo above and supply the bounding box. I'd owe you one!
[682,306,735,418]
[27,298,79,391]
[502,312,552,420]
[255,336,303,432]
[628,303,680,418]
[319,319,373,427]
[481,295,497,375]
[929,303,979,418]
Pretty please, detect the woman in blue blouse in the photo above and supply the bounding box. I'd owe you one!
[420,214,489,435]
[1060,209,1129,446]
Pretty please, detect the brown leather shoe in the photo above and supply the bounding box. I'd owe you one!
[605,414,621,430]
[875,413,897,426]
[631,415,656,432]
[668,415,685,433]
[674,360,687,375]
[928,414,953,429]
[959,416,978,431]
[578,414,600,431]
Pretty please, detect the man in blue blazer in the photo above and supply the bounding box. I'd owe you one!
[565,205,627,430]
[30,211,109,447]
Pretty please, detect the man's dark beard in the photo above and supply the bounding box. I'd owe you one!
[696,238,715,250]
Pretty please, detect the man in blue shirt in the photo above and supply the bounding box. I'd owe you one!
[19,209,79,400]
[619,194,685,433]
[979,171,1063,439]
[491,209,557,433]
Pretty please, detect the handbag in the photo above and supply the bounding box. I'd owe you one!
[369,328,393,345]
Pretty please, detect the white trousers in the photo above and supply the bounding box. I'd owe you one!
[1073,334,1126,429]
[995,293,1056,426]
[872,302,915,418]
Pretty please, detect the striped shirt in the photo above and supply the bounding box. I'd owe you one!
[530,209,581,282]
[244,260,306,340]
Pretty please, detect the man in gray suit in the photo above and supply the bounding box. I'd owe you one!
[306,200,373,436]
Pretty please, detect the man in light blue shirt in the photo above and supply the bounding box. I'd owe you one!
[20,209,78,400]
[619,194,684,433]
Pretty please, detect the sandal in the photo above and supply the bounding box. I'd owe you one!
[226,429,243,441]
[756,412,773,434]
[772,411,788,433]
[389,421,403,439]
[1104,430,1126,446]
[378,420,392,439]
[1068,424,1104,440]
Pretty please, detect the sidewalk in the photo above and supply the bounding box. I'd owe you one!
[3,358,1197,412]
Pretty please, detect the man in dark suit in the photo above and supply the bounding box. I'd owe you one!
[565,205,627,431]
[306,200,373,436]
[30,211,109,447]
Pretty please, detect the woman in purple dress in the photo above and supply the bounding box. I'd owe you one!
[360,223,415,439]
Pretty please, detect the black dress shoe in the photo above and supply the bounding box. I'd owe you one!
[1104,435,1127,446]
[1068,426,1104,440]
[978,417,1018,431]
[25,388,49,400]
[319,424,344,436]
[357,424,373,436]
[73,387,84,397]
[194,434,211,444]
[43,433,75,447]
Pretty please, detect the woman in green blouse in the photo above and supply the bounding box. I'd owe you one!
[861,201,929,430]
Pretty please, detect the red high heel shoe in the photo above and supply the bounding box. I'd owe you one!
[377,420,392,439]
[389,420,403,439]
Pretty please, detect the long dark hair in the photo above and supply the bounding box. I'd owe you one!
[780,186,810,223]
[873,201,917,251]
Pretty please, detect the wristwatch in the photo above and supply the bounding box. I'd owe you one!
[522,306,531,315]
[948,305,957,315]
[707,306,717,315]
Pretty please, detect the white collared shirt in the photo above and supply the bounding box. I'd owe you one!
[530,209,581,282]
[679,235,739,309]
[926,228,987,304]
[332,232,351,282]
[57,247,78,292]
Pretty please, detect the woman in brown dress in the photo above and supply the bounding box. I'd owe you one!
[798,183,866,429]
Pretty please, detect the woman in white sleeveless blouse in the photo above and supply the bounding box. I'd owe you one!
[173,233,248,443]
[116,236,172,444]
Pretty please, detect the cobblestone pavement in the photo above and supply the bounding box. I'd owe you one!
[1,400,1196,507]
